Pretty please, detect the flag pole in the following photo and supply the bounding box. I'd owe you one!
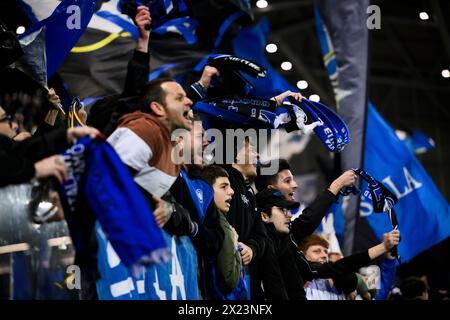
[44,85,66,115]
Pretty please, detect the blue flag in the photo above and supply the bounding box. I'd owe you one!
[314,0,370,255]
[17,0,97,84]
[400,129,436,155]
[360,103,450,262]
[60,137,170,268]
[96,223,200,300]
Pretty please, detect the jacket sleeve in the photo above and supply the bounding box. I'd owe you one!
[9,128,70,162]
[309,251,372,279]
[333,273,359,294]
[259,241,289,300]
[191,201,225,258]
[161,191,194,237]
[246,211,267,260]
[216,215,242,294]
[0,151,35,187]
[121,50,150,97]
[278,243,307,300]
[186,81,208,103]
[290,189,337,242]
[34,121,57,137]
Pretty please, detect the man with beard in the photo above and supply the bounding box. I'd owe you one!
[169,118,224,299]
[107,78,198,236]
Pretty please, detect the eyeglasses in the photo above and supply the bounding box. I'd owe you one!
[276,207,291,216]
[0,114,12,126]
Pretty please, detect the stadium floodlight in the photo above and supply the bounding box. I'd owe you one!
[266,43,278,53]
[309,94,320,102]
[419,12,429,20]
[297,80,308,89]
[256,0,268,9]
[16,26,25,34]
[281,61,292,71]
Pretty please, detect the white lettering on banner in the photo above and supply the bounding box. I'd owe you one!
[382,167,423,200]
[153,269,167,300]
[170,238,186,300]
[152,238,186,300]
[359,198,373,217]
[360,167,422,217]
[62,143,86,211]
[110,277,134,298]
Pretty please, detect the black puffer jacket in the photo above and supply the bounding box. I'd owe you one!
[260,224,307,300]
[224,166,266,259]
[0,129,70,187]
[223,166,267,299]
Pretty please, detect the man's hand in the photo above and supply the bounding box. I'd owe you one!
[13,131,31,141]
[346,290,357,300]
[135,5,151,52]
[78,105,88,124]
[198,66,220,89]
[383,229,400,250]
[328,170,357,195]
[230,226,239,248]
[47,88,61,108]
[152,195,172,228]
[272,90,303,106]
[34,155,68,184]
[67,126,99,144]
[238,242,253,266]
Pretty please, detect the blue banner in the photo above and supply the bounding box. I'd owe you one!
[360,103,450,262]
[96,224,200,300]
[18,0,97,81]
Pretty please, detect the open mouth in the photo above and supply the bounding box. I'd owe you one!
[183,109,193,121]
[225,198,232,208]
[288,192,295,199]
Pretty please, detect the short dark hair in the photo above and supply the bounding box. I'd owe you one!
[201,165,229,186]
[87,94,121,134]
[400,277,427,300]
[140,77,175,113]
[254,159,291,192]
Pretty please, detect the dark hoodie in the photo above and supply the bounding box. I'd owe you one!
[223,166,267,299]
[260,224,307,300]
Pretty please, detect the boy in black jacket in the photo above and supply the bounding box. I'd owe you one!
[222,138,267,299]
[256,188,305,300]
[254,158,356,243]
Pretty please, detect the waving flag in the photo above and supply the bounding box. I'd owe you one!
[16,0,97,85]
[60,137,169,268]
[314,0,450,261]
[397,129,436,155]
[358,104,450,262]
[314,0,370,255]
[96,224,200,300]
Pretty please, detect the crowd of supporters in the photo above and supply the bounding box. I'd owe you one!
[1,5,446,301]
